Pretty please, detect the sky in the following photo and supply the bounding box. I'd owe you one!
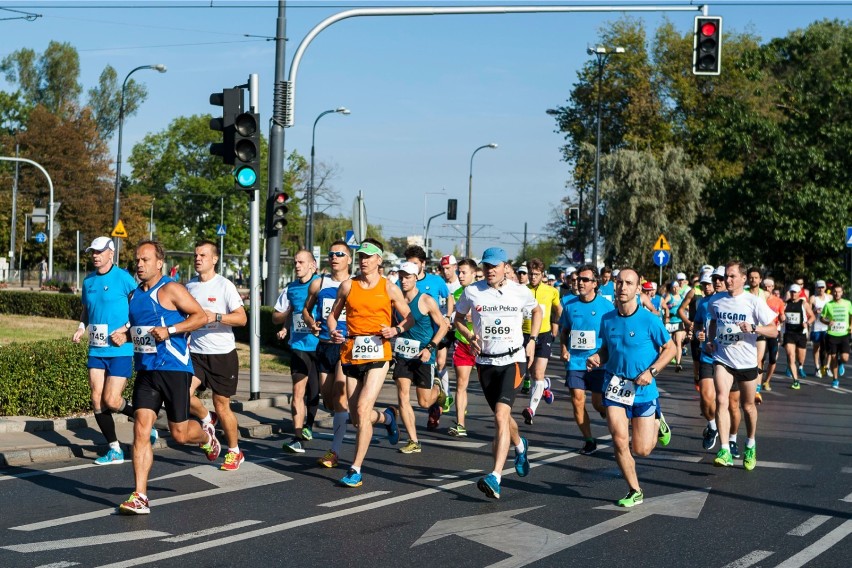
[2,0,851,260]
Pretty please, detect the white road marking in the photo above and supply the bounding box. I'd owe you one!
[161,520,262,543]
[841,467,852,474]
[756,461,812,471]
[773,519,852,568]
[318,491,392,508]
[841,491,852,503]
[719,550,774,567]
[3,530,169,553]
[33,562,80,568]
[788,515,832,536]
[640,454,703,463]
[419,439,487,448]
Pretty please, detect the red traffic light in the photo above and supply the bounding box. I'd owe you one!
[700,21,717,36]
[274,193,287,205]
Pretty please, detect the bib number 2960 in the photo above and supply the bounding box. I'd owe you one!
[352,335,382,360]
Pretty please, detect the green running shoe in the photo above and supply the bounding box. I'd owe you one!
[399,439,422,454]
[743,444,757,471]
[714,447,733,467]
[790,381,801,390]
[442,395,455,413]
[616,489,644,508]
[657,412,671,446]
[521,377,531,394]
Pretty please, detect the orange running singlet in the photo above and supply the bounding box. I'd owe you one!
[340,276,392,365]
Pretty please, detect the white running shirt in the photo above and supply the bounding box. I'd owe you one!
[186,274,244,354]
[709,291,777,370]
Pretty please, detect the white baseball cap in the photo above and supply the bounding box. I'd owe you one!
[789,283,802,293]
[398,261,420,275]
[713,266,726,277]
[816,280,826,288]
[676,272,687,280]
[86,236,115,252]
[700,272,713,284]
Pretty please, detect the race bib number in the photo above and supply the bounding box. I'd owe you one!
[322,298,346,322]
[292,314,309,335]
[665,323,680,333]
[569,330,595,350]
[87,324,108,348]
[716,323,742,346]
[830,321,848,333]
[352,335,383,360]
[130,326,157,354]
[604,375,635,405]
[786,312,801,325]
[393,338,421,359]
[481,315,512,342]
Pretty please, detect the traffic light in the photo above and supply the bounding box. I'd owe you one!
[209,87,242,165]
[567,207,579,231]
[693,16,722,76]
[233,110,260,192]
[267,189,289,236]
[447,198,457,221]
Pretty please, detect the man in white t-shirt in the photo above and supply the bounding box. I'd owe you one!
[454,247,541,499]
[186,240,247,471]
[706,261,777,471]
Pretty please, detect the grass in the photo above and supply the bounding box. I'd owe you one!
[0,315,291,374]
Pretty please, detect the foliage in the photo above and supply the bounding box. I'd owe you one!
[0,290,83,319]
[515,238,563,269]
[87,65,149,141]
[1,42,82,116]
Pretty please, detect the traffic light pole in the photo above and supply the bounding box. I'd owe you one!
[0,156,54,279]
[248,73,261,400]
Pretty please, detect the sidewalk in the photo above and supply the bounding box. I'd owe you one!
[0,370,404,468]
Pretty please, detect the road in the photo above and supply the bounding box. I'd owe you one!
[1,355,851,568]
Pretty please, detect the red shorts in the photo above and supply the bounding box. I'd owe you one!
[453,340,476,368]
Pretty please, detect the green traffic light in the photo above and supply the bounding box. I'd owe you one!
[235,166,258,188]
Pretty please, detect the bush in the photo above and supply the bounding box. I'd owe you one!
[0,339,132,418]
[233,306,280,347]
[0,291,82,319]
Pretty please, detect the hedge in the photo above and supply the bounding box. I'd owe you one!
[0,290,83,319]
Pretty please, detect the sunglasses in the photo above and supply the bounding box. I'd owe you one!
[328,251,348,258]
[577,277,595,283]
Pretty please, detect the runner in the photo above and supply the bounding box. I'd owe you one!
[116,240,215,515]
[435,254,461,410]
[747,267,772,396]
[664,280,687,372]
[521,258,562,425]
[810,280,830,378]
[517,264,529,286]
[559,264,614,454]
[454,247,541,499]
[273,250,320,454]
[186,240,248,471]
[392,262,448,454]
[329,239,412,487]
[782,283,815,390]
[707,261,778,471]
[820,283,851,388]
[302,240,352,468]
[449,258,478,437]
[758,278,785,392]
[586,268,676,507]
[598,267,614,303]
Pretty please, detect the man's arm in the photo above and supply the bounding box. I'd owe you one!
[152,283,207,341]
[302,278,322,332]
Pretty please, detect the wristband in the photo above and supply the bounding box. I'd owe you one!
[395,326,403,335]
[167,326,177,336]
[78,322,86,330]
[216,313,222,323]
[426,342,437,351]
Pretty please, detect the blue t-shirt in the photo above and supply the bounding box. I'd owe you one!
[282,276,319,352]
[694,293,716,364]
[416,273,450,315]
[81,265,137,357]
[598,281,615,303]
[559,294,616,371]
[599,306,671,403]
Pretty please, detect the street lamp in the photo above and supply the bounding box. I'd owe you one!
[112,64,167,233]
[306,107,349,251]
[587,45,624,267]
[466,143,497,258]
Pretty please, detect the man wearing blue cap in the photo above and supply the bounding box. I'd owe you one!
[454,247,541,499]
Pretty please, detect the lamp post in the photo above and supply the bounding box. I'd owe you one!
[587,46,623,267]
[112,64,167,234]
[306,107,349,251]
[465,143,497,258]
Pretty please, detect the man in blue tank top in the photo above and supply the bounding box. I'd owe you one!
[114,240,213,515]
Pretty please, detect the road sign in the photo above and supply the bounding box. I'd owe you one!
[111,220,128,238]
[846,226,852,247]
[34,232,46,244]
[653,234,671,251]
[345,229,359,249]
[652,250,670,267]
[216,224,227,237]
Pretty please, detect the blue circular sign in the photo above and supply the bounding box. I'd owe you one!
[34,232,47,243]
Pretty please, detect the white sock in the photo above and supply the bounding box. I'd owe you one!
[515,439,526,454]
[746,438,756,448]
[729,434,737,443]
[709,419,717,430]
[350,465,361,474]
[109,441,121,451]
[332,411,348,454]
[490,471,501,483]
[229,446,240,454]
[529,380,546,412]
[201,412,212,425]
[439,368,450,394]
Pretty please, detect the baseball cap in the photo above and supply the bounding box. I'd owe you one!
[440,254,457,267]
[713,266,725,278]
[480,247,508,265]
[816,280,826,288]
[789,283,802,293]
[641,281,655,291]
[389,265,400,273]
[700,272,713,284]
[398,261,420,275]
[86,236,115,252]
[676,272,687,280]
[355,242,382,256]
[566,266,577,275]
[547,274,556,281]
[700,264,714,274]
[517,264,528,274]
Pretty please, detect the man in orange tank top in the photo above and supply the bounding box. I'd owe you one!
[327,239,414,488]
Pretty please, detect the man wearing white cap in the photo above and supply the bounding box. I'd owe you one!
[73,237,155,465]
[436,254,461,398]
[517,264,529,286]
[782,283,814,390]
[809,280,830,377]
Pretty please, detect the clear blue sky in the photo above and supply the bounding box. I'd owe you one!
[2,1,850,259]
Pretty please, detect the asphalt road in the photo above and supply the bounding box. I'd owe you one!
[1,355,851,568]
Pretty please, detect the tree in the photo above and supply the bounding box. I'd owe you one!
[1,42,81,116]
[87,65,149,141]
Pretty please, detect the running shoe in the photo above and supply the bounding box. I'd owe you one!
[150,428,159,446]
[743,444,757,471]
[340,468,362,488]
[754,391,763,405]
[118,492,150,515]
[200,426,221,461]
[208,410,219,427]
[521,377,531,395]
[543,389,554,404]
[702,426,718,451]
[94,447,124,466]
[840,363,846,377]
[220,450,245,471]
[318,449,339,468]
[426,403,441,431]
[616,488,644,508]
[827,368,835,378]
[790,380,801,390]
[714,447,733,467]
[798,365,807,378]
[435,386,447,410]
[448,423,467,437]
[301,426,313,441]
[282,438,305,454]
[399,439,421,454]
[815,368,823,379]
[477,473,500,499]
[514,437,530,477]
[522,407,534,425]
[657,412,671,446]
[384,407,399,445]
[729,440,741,458]
[579,439,597,455]
[785,366,793,378]
[832,379,840,388]
[441,395,455,413]
[761,382,772,392]
[675,363,683,373]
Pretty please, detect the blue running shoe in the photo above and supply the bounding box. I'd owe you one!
[785,366,793,378]
[514,437,530,477]
[798,365,807,378]
[730,440,741,459]
[150,428,158,446]
[840,364,846,377]
[95,447,124,465]
[477,473,501,499]
[340,468,362,487]
[832,379,840,389]
[384,407,399,445]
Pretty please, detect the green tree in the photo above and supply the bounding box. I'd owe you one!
[86,65,149,140]
[1,42,81,116]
